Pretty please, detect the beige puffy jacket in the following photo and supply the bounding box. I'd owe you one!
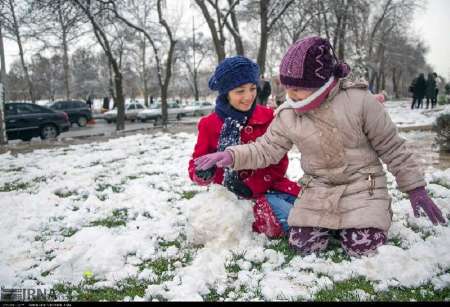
[228,80,425,232]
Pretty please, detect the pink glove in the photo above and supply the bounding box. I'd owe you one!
[194,151,233,170]
[408,187,447,225]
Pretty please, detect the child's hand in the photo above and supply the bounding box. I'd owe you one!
[195,151,233,170]
[408,187,447,225]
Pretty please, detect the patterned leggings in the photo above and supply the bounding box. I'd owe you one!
[288,226,387,257]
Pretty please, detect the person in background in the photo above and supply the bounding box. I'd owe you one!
[257,75,272,106]
[188,56,301,238]
[410,73,426,109]
[425,72,437,109]
[432,72,439,109]
[102,96,110,112]
[195,36,446,257]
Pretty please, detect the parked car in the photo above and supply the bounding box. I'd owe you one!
[183,101,214,116]
[103,102,146,123]
[48,100,93,127]
[4,102,70,141]
[137,101,186,123]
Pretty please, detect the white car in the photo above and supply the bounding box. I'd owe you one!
[137,102,185,123]
[184,101,214,117]
[104,102,146,123]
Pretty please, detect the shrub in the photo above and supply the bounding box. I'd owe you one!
[437,94,449,105]
[433,113,450,152]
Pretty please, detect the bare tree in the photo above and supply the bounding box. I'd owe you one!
[194,0,243,63]
[177,31,213,101]
[108,0,177,126]
[255,0,295,75]
[1,0,35,102]
[31,0,87,100]
[70,0,126,131]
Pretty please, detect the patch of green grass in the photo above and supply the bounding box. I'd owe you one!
[95,183,125,193]
[89,160,102,167]
[181,191,198,200]
[61,227,78,237]
[203,287,235,301]
[321,237,350,263]
[388,236,403,248]
[140,171,163,176]
[6,167,24,172]
[53,277,153,301]
[33,176,48,183]
[41,270,51,277]
[90,209,128,228]
[268,238,298,264]
[55,189,77,198]
[138,258,174,284]
[314,277,450,302]
[124,175,140,181]
[0,180,32,192]
[159,240,181,249]
[225,251,247,276]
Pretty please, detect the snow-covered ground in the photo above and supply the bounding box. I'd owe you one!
[384,99,450,128]
[0,101,449,301]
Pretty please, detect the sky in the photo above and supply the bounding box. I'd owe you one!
[2,0,450,80]
[412,0,450,79]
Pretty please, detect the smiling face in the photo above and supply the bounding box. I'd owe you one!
[286,87,315,102]
[227,83,257,111]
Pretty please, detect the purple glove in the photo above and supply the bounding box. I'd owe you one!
[194,151,233,170]
[408,186,447,225]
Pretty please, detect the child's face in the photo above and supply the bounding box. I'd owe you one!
[286,88,315,102]
[228,83,257,111]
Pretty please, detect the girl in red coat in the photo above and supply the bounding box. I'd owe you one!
[188,56,301,238]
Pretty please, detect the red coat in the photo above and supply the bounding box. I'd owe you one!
[188,105,300,198]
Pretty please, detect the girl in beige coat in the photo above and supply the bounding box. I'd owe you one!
[195,36,446,257]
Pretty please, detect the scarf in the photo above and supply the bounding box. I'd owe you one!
[215,94,256,190]
[283,76,338,113]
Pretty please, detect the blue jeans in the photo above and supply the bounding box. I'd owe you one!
[265,192,296,233]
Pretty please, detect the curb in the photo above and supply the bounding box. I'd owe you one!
[59,121,198,141]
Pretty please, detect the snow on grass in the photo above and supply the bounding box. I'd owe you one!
[384,100,450,128]
[0,131,449,302]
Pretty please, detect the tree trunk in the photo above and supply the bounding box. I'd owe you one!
[194,68,199,101]
[0,21,7,99]
[114,72,125,131]
[194,0,225,63]
[142,40,149,107]
[62,30,71,100]
[392,67,399,98]
[109,63,115,108]
[59,6,71,100]
[0,84,7,145]
[257,0,269,76]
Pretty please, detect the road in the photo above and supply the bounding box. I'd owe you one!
[0,115,200,155]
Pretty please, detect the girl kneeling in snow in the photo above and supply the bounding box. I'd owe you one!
[188,56,301,239]
[195,36,446,257]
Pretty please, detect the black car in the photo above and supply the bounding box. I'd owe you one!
[4,102,70,141]
[48,100,93,127]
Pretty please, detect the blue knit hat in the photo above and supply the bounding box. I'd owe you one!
[208,56,260,95]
